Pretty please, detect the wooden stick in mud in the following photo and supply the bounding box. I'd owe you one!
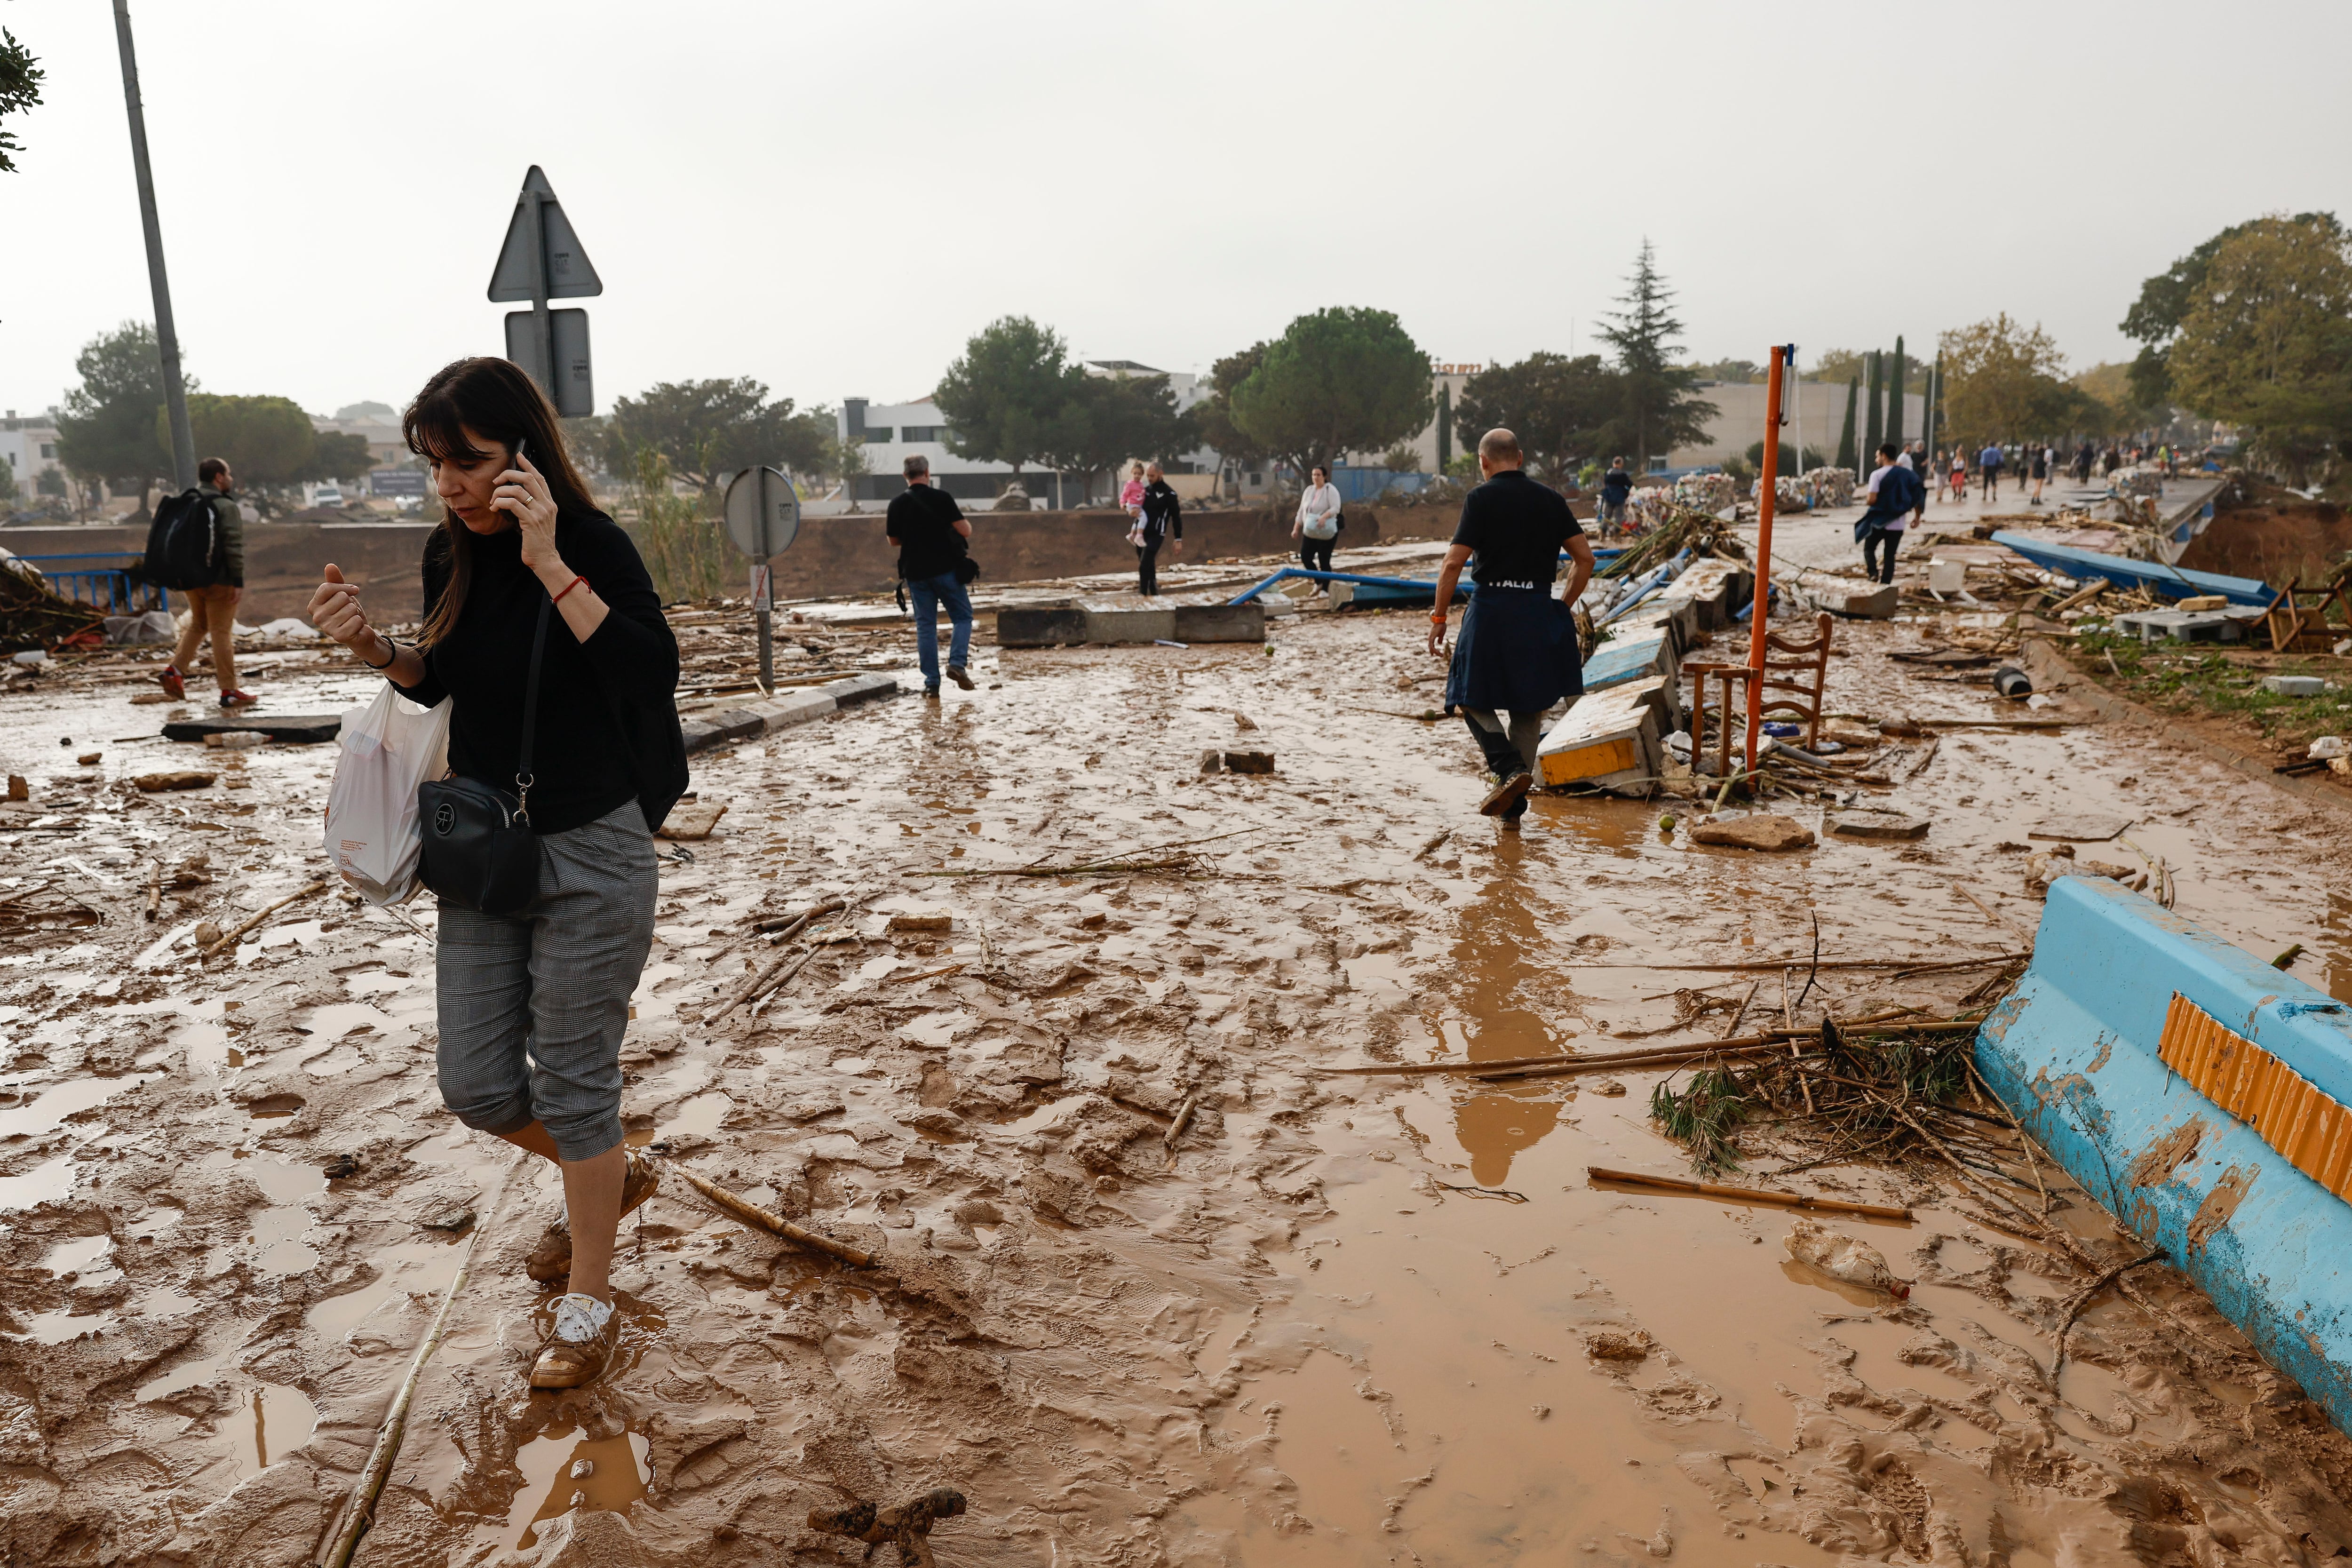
[322,1231,478,1568]
[755,896,846,937]
[1586,1166,1914,1221]
[664,1162,874,1267]
[199,879,327,957]
[1162,1092,1200,1155]
[1325,1019,1981,1080]
[1550,954,2026,974]
[1953,883,2031,946]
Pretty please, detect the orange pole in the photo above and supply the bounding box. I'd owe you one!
[1743,345,1788,773]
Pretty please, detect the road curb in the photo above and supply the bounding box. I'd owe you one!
[680,673,902,757]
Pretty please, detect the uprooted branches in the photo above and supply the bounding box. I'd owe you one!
[1649,1014,1981,1178]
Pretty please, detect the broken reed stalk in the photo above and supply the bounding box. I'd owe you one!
[755,896,847,937]
[1587,1166,1913,1221]
[1551,954,2025,974]
[1953,883,2031,946]
[322,1231,478,1568]
[1162,1092,1199,1155]
[200,879,328,957]
[1321,1018,1980,1082]
[710,944,819,1022]
[663,1162,875,1267]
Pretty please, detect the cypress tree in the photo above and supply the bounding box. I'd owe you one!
[1887,336,1907,451]
[1437,383,1452,472]
[1863,350,1884,463]
[1835,377,1859,470]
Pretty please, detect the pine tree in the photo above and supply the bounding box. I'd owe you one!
[1595,239,1715,469]
[1863,351,1884,463]
[1887,336,1907,450]
[1835,377,1859,470]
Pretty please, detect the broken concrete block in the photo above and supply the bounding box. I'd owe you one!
[994,606,1093,647]
[1536,688,1661,796]
[1583,630,1676,694]
[1223,750,1275,775]
[135,771,215,792]
[1788,572,1897,619]
[887,907,954,932]
[1689,813,1815,852]
[2262,675,2328,697]
[657,799,729,840]
[1171,604,1266,643]
[1828,811,1930,841]
[1198,749,1222,775]
[6,775,25,801]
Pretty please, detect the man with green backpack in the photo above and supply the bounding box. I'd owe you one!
[151,457,255,706]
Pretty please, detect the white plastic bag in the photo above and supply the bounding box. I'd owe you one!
[323,683,450,905]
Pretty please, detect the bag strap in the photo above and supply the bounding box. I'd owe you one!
[514,594,553,820]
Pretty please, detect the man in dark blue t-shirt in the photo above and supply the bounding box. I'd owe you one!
[1854,442,1924,585]
[1598,456,1634,537]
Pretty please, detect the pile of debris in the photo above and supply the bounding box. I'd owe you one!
[0,552,103,655]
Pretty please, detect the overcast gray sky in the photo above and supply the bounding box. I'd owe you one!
[7,0,2348,423]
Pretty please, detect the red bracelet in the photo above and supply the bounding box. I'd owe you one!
[553,575,588,604]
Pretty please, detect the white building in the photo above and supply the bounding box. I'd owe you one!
[0,410,65,500]
[1669,381,1929,471]
[834,360,1222,510]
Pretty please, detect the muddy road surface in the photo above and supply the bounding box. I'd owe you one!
[4,588,2351,1567]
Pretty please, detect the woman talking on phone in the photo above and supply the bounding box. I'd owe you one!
[307,357,685,1390]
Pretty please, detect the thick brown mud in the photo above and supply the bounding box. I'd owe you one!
[4,564,2352,1566]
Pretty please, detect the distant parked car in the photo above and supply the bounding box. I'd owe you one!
[312,485,344,509]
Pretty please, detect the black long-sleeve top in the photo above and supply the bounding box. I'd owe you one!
[392,513,681,835]
[1140,479,1182,542]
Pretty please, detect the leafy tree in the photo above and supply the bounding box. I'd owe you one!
[2120,213,2342,409]
[1228,306,1431,481]
[159,394,376,512]
[822,431,871,513]
[1378,443,1423,473]
[934,315,1072,483]
[54,321,178,515]
[1041,371,1193,502]
[1834,377,1858,470]
[1453,352,1621,485]
[0,28,41,175]
[1192,341,1275,480]
[1594,241,1715,467]
[602,378,829,494]
[1936,314,2074,446]
[1808,348,1867,387]
[2165,215,2352,480]
[1686,357,1763,383]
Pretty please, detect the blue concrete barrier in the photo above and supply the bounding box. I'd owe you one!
[1976,876,2352,1433]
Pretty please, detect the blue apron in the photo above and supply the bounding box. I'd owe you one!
[1444,585,1582,713]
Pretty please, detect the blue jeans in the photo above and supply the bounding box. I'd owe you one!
[907,572,972,690]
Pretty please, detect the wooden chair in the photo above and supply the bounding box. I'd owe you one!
[1685,612,1835,776]
[2265,576,2352,653]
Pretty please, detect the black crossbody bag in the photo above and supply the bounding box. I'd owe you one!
[417,596,551,915]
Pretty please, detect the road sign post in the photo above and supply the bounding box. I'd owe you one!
[723,466,803,695]
[488,166,602,413]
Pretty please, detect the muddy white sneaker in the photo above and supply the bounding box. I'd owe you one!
[1478,772,1534,817]
[529,1292,617,1389]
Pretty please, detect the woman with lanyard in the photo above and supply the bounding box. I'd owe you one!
[307,357,685,1390]
[1424,429,1595,827]
[1292,464,1343,574]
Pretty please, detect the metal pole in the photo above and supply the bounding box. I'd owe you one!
[1744,346,1788,774]
[111,0,195,492]
[525,185,554,398]
[755,469,775,696]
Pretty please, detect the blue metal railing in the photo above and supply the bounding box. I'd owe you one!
[16,553,171,615]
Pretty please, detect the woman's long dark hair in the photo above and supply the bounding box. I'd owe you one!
[403,357,598,648]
